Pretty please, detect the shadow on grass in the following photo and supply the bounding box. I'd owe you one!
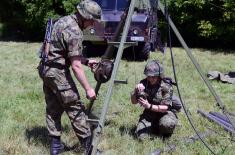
[24,125,88,154]
[119,125,137,139]
[25,126,50,146]
[25,125,71,147]
[119,125,174,142]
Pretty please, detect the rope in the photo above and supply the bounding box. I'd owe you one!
[164,0,216,154]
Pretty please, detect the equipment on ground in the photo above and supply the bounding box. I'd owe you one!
[207,71,235,84]
[198,110,235,135]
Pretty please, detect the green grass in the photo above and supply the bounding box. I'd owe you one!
[0,41,235,155]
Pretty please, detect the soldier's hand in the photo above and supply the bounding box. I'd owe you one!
[135,83,145,93]
[138,97,150,109]
[86,88,96,100]
[87,59,98,72]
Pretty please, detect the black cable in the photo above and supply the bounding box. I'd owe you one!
[164,0,216,154]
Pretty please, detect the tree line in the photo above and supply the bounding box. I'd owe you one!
[0,0,234,48]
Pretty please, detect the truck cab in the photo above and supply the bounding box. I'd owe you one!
[83,0,159,60]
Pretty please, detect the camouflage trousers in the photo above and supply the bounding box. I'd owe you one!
[136,111,178,140]
[42,67,91,139]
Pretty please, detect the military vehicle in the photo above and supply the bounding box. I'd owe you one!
[83,0,160,60]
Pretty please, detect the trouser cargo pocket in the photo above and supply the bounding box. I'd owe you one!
[45,68,80,105]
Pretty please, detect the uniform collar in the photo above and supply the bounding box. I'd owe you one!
[72,13,84,30]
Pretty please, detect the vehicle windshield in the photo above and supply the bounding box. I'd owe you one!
[95,0,129,11]
[117,0,129,10]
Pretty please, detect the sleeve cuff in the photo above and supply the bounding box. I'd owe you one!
[67,50,82,58]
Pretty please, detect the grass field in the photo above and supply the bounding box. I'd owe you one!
[0,41,235,155]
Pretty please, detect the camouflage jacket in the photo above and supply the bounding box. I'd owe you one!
[47,14,83,67]
[140,78,173,107]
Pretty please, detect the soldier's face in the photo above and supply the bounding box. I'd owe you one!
[147,76,160,85]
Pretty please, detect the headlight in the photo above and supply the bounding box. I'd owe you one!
[133,29,138,35]
[90,28,95,34]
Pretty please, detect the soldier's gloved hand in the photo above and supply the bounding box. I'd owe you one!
[86,88,96,101]
[135,83,145,93]
[138,97,150,109]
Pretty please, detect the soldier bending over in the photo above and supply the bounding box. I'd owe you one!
[38,0,102,154]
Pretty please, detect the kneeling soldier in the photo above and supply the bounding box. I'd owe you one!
[131,60,181,140]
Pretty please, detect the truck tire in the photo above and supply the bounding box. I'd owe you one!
[137,42,151,61]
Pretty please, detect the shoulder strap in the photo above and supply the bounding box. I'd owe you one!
[162,77,177,86]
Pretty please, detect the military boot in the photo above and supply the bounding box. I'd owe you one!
[50,136,65,155]
[80,136,92,155]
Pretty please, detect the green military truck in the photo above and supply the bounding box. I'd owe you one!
[83,0,160,60]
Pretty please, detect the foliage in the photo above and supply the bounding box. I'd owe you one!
[0,0,234,48]
[165,0,235,48]
[0,42,235,154]
[0,0,81,40]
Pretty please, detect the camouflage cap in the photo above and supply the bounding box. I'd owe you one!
[77,0,102,22]
[144,60,164,77]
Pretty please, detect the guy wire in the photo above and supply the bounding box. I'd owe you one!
[164,0,216,154]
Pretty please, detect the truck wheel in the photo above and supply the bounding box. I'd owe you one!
[137,42,151,61]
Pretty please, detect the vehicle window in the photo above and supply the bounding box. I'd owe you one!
[117,0,129,11]
[95,0,116,10]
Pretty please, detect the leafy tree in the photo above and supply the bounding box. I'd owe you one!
[0,0,234,48]
[166,0,235,48]
[0,0,26,39]
[0,0,81,40]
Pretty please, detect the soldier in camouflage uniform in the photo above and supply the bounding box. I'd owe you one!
[131,60,181,140]
[38,1,102,154]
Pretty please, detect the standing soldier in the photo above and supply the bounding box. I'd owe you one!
[38,0,102,154]
[131,60,181,140]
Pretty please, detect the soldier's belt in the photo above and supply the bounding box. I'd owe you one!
[46,63,69,70]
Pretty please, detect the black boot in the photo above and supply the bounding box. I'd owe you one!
[80,136,92,155]
[50,136,65,155]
